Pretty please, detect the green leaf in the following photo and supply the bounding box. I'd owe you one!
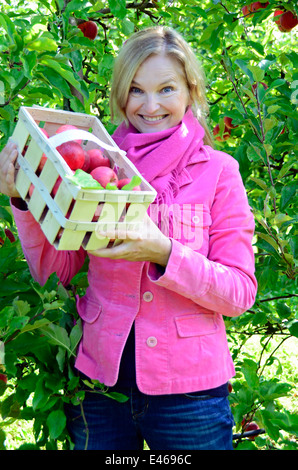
[288,320,298,338]
[235,59,254,83]
[40,66,73,99]
[247,65,265,83]
[0,12,16,41]
[120,175,142,191]
[39,323,71,352]
[46,409,67,440]
[250,177,269,192]
[280,185,296,210]
[32,377,51,411]
[103,391,129,403]
[27,36,58,52]
[276,302,292,320]
[247,41,264,56]
[0,206,13,225]
[64,0,86,13]
[108,0,127,19]
[241,359,259,390]
[256,232,279,253]
[69,320,82,356]
[66,169,104,189]
[40,58,88,98]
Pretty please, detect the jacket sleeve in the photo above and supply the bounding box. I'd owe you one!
[146,158,257,317]
[10,199,86,286]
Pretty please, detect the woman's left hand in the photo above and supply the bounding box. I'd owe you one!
[87,214,172,267]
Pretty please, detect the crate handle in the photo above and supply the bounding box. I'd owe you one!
[48,129,126,156]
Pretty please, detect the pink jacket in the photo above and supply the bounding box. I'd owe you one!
[11,145,257,395]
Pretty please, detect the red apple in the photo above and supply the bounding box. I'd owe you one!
[224,116,238,129]
[87,148,111,171]
[92,203,104,222]
[274,9,285,27]
[0,228,15,244]
[4,228,15,243]
[81,150,90,172]
[0,373,7,384]
[117,178,141,191]
[279,10,298,32]
[90,166,118,188]
[78,21,98,40]
[28,183,35,198]
[213,124,230,141]
[243,421,260,440]
[38,153,47,172]
[251,2,269,12]
[242,5,250,16]
[55,124,82,145]
[242,2,268,17]
[51,176,62,197]
[57,141,85,170]
[40,128,49,138]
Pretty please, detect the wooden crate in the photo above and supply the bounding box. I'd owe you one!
[12,106,156,251]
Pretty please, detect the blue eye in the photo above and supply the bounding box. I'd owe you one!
[162,86,174,93]
[130,87,143,94]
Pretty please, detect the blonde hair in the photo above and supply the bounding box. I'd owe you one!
[110,26,213,147]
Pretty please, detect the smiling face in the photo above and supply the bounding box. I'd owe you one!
[125,54,191,133]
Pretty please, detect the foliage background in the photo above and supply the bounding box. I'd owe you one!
[0,0,297,450]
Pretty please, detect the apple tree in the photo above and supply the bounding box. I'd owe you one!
[0,0,297,450]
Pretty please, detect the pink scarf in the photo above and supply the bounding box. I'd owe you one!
[112,107,205,207]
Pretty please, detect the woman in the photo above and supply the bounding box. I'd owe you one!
[0,26,257,450]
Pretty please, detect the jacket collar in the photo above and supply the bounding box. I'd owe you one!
[177,145,210,188]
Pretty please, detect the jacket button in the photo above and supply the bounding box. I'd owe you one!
[143,291,153,302]
[146,336,157,348]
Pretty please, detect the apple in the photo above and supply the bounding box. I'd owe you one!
[87,148,111,171]
[242,5,251,16]
[242,2,268,16]
[279,10,298,32]
[0,373,7,384]
[57,141,85,170]
[0,229,15,245]
[213,123,231,141]
[224,116,238,129]
[90,166,118,188]
[81,150,90,172]
[92,203,104,222]
[55,124,82,145]
[117,178,141,191]
[274,9,285,27]
[243,421,260,440]
[51,176,62,197]
[250,2,269,12]
[38,153,47,173]
[78,21,98,40]
[40,128,49,138]
[28,183,35,198]
[4,228,15,243]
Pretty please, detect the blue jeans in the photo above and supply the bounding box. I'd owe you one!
[65,386,234,450]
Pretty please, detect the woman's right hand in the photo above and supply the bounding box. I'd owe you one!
[0,140,21,197]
